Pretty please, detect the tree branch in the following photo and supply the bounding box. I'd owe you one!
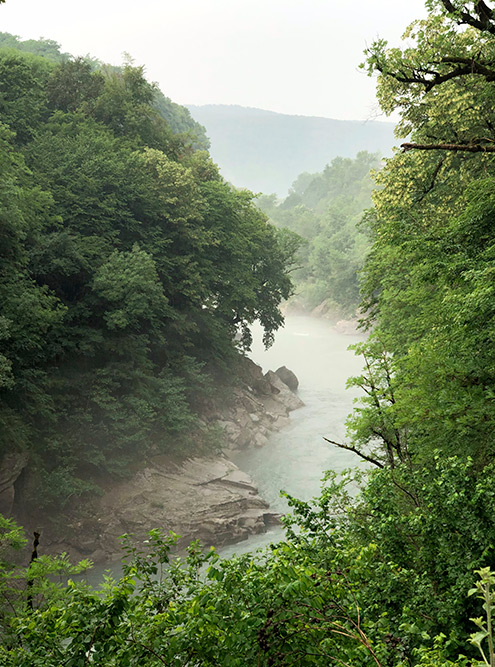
[323,437,384,468]
[401,141,495,152]
[440,0,495,34]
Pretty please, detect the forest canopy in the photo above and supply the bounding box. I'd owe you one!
[258,151,380,317]
[0,37,299,510]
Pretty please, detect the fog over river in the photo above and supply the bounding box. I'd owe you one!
[83,315,367,580]
[220,314,367,557]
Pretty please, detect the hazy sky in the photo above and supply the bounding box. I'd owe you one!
[1,0,427,121]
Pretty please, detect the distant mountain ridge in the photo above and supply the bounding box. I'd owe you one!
[187,104,397,196]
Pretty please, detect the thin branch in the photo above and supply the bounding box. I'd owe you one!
[389,473,421,508]
[323,438,384,468]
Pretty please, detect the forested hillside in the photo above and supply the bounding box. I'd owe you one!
[0,38,299,514]
[258,151,381,316]
[4,2,495,665]
[187,104,395,195]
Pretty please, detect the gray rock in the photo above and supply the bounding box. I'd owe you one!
[217,420,241,443]
[264,371,304,411]
[253,433,269,448]
[275,366,299,391]
[273,415,291,430]
[85,456,272,561]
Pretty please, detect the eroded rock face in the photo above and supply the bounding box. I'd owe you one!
[22,358,302,564]
[47,456,279,563]
[264,371,304,412]
[215,359,303,455]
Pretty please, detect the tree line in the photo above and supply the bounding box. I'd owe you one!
[258,151,380,317]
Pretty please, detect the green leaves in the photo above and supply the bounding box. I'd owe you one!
[259,151,379,316]
[92,244,171,331]
[0,42,297,508]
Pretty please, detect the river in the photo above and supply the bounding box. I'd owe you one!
[220,314,367,558]
[80,314,367,580]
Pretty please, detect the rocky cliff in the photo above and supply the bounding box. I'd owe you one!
[12,358,303,564]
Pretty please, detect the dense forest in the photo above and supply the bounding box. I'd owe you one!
[3,1,495,665]
[258,150,380,316]
[0,35,299,515]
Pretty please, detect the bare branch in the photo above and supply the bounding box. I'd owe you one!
[323,437,384,468]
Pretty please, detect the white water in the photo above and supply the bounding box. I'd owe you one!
[219,314,367,558]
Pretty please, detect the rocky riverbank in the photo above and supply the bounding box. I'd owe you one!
[8,358,303,564]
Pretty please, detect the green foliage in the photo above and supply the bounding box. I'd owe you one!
[1,458,494,666]
[0,32,69,62]
[259,151,380,316]
[468,568,495,666]
[0,43,298,510]
[0,49,52,144]
[153,88,210,150]
[345,0,495,467]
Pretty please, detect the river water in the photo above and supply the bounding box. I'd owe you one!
[220,314,367,558]
[81,314,367,580]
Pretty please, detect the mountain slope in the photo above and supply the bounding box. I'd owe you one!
[187,104,396,195]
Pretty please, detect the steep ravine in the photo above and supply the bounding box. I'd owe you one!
[220,314,367,557]
[5,315,364,566]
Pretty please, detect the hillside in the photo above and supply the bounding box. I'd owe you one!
[187,104,396,195]
[0,45,299,524]
[258,151,380,316]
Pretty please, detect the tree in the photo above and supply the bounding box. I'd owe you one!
[364,1,495,153]
[0,44,299,512]
[346,0,495,466]
[0,50,52,144]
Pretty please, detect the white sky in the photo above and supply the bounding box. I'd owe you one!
[1,0,427,121]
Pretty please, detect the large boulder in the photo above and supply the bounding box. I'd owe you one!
[275,366,299,391]
[264,371,304,412]
[237,357,272,395]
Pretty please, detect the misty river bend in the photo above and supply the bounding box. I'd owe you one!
[84,314,366,581]
[220,314,366,558]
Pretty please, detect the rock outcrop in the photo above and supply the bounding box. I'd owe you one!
[18,359,303,564]
[275,365,299,391]
[213,358,303,454]
[48,456,277,563]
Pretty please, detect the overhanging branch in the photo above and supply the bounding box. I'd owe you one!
[401,141,495,152]
[323,437,384,469]
[441,0,495,35]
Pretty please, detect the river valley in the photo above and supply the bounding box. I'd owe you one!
[80,314,367,581]
[220,314,367,557]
